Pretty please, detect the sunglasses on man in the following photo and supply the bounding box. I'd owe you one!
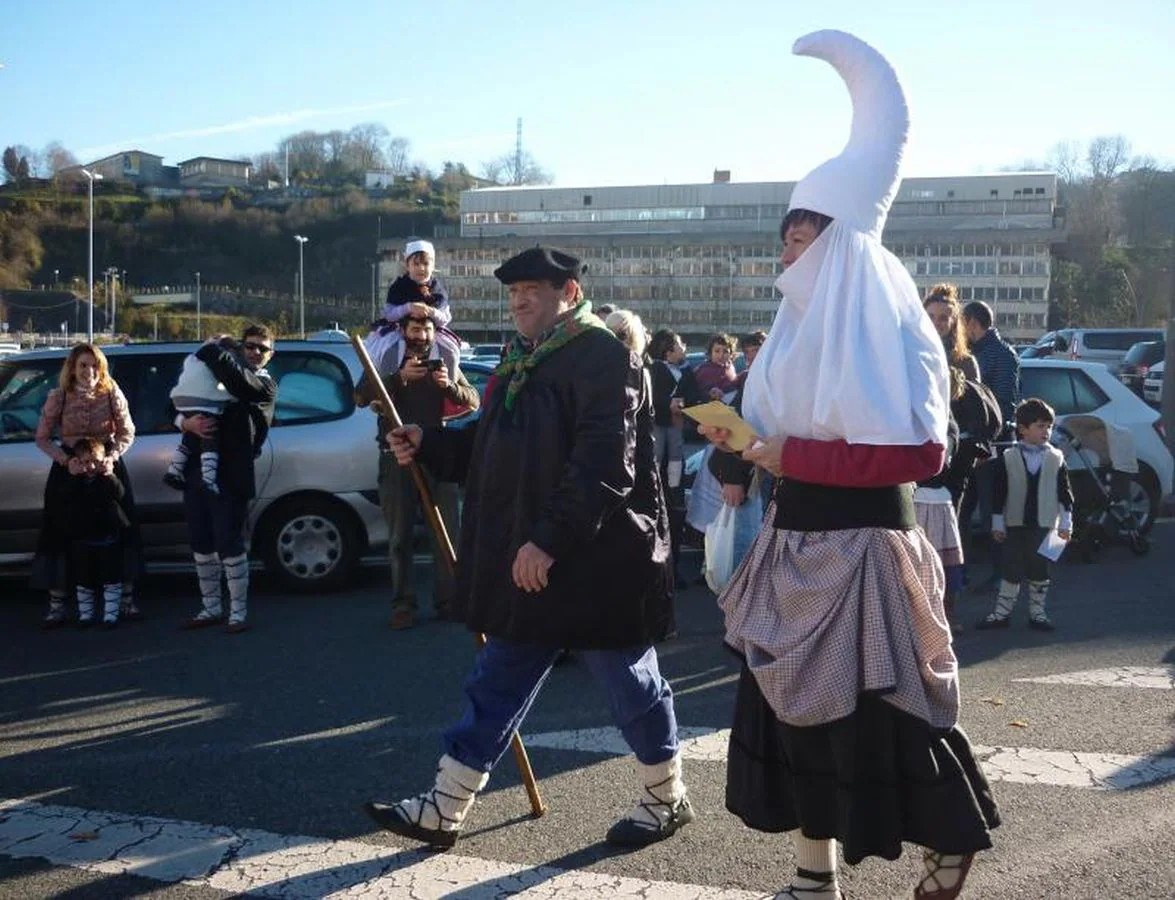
[243,341,274,354]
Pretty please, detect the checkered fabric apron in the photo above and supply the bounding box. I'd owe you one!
[718,502,959,730]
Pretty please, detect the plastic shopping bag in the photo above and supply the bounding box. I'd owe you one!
[704,504,738,594]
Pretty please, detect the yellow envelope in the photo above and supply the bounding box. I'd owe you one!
[680,401,759,452]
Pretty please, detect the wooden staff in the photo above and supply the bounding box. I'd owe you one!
[351,335,547,818]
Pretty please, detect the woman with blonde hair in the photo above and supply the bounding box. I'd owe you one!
[604,308,648,358]
[33,343,141,627]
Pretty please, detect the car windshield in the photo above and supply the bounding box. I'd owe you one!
[0,358,61,443]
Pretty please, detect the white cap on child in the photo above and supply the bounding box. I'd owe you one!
[404,239,435,259]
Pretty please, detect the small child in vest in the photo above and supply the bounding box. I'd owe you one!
[163,336,241,494]
[365,239,461,377]
[61,437,130,628]
[977,398,1074,631]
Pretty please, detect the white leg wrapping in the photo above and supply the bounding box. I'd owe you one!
[393,754,489,835]
[624,753,688,829]
[200,451,220,494]
[990,580,1020,621]
[102,583,122,624]
[223,553,249,624]
[1028,580,1050,622]
[76,587,95,622]
[194,552,222,619]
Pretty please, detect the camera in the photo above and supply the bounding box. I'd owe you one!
[427,359,445,372]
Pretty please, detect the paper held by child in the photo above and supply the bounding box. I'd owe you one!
[681,401,759,452]
[1038,529,1068,562]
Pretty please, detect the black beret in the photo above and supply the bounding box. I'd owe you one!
[493,246,586,285]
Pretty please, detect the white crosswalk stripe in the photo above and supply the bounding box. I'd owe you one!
[1013,665,1175,690]
[523,726,1175,791]
[0,798,768,900]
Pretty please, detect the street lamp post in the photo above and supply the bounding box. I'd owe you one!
[106,267,119,336]
[80,168,103,342]
[370,261,377,322]
[194,271,201,339]
[294,235,309,338]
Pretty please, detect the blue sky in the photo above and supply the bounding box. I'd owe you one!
[3,0,1172,187]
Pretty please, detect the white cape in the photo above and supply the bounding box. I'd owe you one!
[743,221,950,447]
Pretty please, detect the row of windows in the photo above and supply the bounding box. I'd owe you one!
[889,199,1052,217]
[911,186,1048,199]
[431,242,1051,266]
[995,312,1048,329]
[463,207,707,226]
[462,197,1052,228]
[886,242,1050,258]
[450,280,1049,305]
[921,285,1047,302]
[910,259,1049,277]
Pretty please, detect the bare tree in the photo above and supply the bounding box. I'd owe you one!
[1045,140,1083,186]
[43,141,78,175]
[479,149,553,186]
[1087,135,1131,183]
[345,123,389,172]
[385,136,411,176]
[280,131,328,180]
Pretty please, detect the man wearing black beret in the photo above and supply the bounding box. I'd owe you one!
[364,245,692,849]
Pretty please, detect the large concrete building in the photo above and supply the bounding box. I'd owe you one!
[377,172,1061,343]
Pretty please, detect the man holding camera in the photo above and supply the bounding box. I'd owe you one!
[357,314,479,629]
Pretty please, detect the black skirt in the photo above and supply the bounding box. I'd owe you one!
[30,457,143,591]
[726,663,1000,865]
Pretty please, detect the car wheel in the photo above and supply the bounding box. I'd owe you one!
[1126,465,1160,535]
[259,495,362,592]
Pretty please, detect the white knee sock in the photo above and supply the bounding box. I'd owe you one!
[781,830,839,896]
[622,754,688,828]
[394,754,489,835]
[1028,580,1050,621]
[223,553,249,624]
[166,442,189,479]
[102,584,122,623]
[200,452,220,493]
[76,587,95,622]
[194,552,222,619]
[46,590,67,622]
[990,580,1020,620]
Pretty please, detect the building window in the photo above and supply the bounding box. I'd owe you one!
[990,189,998,197]
[584,194,592,206]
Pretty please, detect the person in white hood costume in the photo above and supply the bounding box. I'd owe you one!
[702,30,999,900]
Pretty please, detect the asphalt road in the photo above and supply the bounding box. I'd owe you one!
[1,527,1173,899]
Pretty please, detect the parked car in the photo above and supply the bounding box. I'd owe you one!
[1019,359,1173,531]
[1143,361,1164,407]
[0,340,392,591]
[1118,339,1166,397]
[1029,328,1165,375]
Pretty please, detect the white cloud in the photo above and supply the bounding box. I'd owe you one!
[78,100,406,159]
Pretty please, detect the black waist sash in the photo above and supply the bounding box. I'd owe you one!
[772,476,915,531]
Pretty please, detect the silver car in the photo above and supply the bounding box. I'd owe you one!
[0,340,390,591]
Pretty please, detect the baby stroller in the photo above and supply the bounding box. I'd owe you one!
[1052,414,1150,560]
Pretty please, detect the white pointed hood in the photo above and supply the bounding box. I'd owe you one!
[786,30,908,241]
[742,30,950,449]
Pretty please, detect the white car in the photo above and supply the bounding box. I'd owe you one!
[1143,361,1164,407]
[1020,359,1173,531]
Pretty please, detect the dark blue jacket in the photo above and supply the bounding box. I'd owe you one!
[972,328,1020,431]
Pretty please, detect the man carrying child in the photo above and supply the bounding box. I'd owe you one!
[177,325,277,634]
